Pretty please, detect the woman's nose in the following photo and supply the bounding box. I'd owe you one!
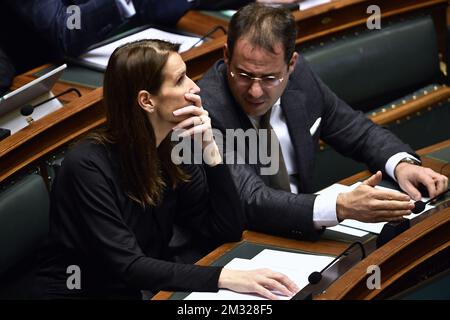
[188,78,200,94]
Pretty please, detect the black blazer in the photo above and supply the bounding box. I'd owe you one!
[199,57,417,240]
[0,47,14,95]
[0,0,247,73]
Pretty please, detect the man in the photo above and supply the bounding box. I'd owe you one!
[199,3,448,240]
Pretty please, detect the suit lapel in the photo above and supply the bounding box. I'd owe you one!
[281,90,315,193]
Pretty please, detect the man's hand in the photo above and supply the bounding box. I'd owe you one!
[395,162,448,201]
[218,268,299,300]
[336,171,414,223]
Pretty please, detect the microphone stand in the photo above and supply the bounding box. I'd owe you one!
[292,241,367,300]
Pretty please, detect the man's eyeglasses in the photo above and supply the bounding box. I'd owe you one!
[230,71,284,88]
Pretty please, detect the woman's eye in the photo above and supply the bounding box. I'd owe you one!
[177,75,185,85]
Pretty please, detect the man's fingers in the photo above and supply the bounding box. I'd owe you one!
[367,210,411,222]
[431,172,449,195]
[370,199,414,211]
[401,180,422,201]
[363,171,382,187]
[371,189,410,202]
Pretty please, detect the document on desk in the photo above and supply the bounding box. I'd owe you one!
[78,28,202,70]
[184,250,334,300]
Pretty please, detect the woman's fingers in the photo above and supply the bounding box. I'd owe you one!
[176,123,210,138]
[173,105,207,117]
[185,93,202,108]
[173,114,210,130]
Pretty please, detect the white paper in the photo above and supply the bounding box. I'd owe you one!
[315,183,351,195]
[328,224,369,237]
[185,250,334,300]
[0,92,63,135]
[299,0,331,11]
[79,28,202,69]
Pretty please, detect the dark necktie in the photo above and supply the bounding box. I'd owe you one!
[259,109,291,192]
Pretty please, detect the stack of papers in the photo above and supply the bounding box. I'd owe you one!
[184,249,335,300]
[318,182,434,235]
[78,28,202,70]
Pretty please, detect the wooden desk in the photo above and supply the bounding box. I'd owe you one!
[153,139,450,300]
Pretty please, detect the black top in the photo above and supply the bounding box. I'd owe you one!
[34,140,243,299]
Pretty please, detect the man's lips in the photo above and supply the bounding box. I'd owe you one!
[245,99,265,106]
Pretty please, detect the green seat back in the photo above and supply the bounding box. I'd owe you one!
[303,16,441,112]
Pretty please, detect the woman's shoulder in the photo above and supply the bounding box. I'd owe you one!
[62,139,115,173]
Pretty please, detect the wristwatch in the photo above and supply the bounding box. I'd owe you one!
[398,157,421,166]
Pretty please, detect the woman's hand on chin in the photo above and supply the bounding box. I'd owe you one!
[172,94,222,166]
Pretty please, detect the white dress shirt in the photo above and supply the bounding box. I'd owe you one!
[115,0,136,18]
[249,100,419,229]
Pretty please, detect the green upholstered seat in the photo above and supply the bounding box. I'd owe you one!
[0,173,49,299]
[302,16,443,112]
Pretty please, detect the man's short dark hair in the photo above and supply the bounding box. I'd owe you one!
[227,3,297,64]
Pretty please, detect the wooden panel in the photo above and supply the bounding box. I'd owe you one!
[316,207,450,299]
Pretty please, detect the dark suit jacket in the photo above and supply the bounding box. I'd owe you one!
[0,0,251,74]
[0,47,14,96]
[199,57,417,240]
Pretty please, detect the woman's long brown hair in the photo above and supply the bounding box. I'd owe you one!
[90,39,189,207]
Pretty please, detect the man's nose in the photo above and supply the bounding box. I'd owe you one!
[247,80,263,98]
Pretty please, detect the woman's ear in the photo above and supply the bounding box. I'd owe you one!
[137,90,155,113]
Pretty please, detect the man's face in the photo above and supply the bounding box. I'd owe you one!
[225,37,298,117]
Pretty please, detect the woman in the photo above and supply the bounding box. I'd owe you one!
[34,40,298,300]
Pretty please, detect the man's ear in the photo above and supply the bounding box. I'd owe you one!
[137,90,155,113]
[223,44,230,65]
[287,52,299,75]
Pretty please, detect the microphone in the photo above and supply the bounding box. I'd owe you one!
[20,88,81,117]
[188,25,227,50]
[308,241,366,285]
[412,188,450,214]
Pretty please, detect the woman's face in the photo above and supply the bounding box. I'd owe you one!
[152,52,200,124]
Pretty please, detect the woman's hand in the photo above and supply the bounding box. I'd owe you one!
[172,93,221,166]
[218,268,300,300]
